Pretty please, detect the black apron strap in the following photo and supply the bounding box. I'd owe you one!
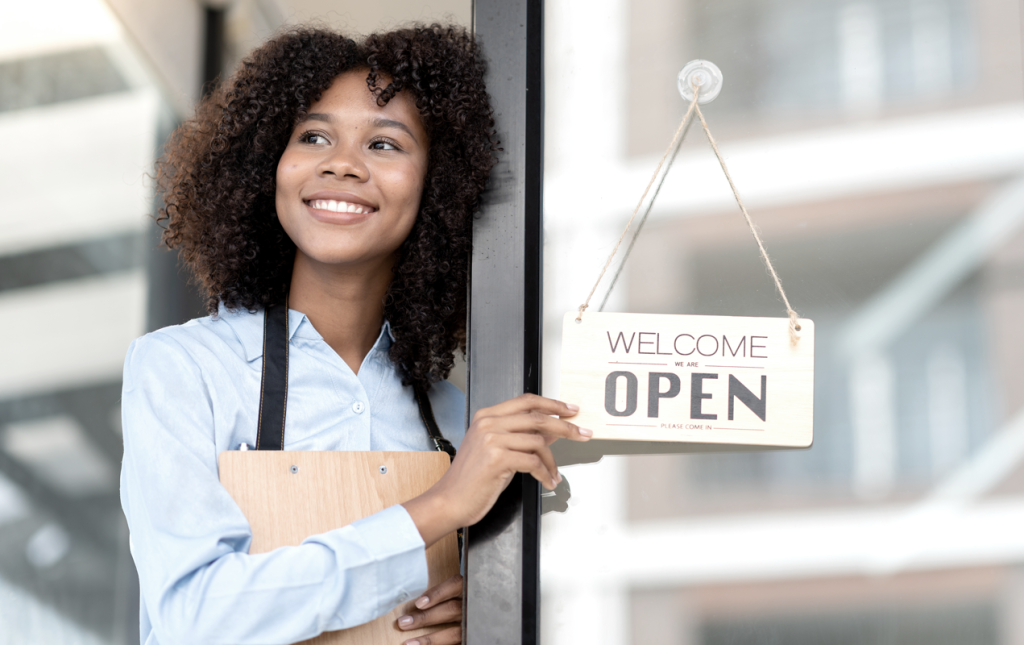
[256,303,454,461]
[256,301,289,450]
[413,384,457,462]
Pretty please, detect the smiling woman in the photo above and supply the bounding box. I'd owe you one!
[157,26,492,389]
[275,70,430,373]
[122,24,590,645]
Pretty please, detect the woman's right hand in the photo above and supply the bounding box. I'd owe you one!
[403,394,590,546]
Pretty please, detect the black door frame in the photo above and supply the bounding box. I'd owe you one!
[464,1,545,643]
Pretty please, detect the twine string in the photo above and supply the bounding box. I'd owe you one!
[691,100,801,345]
[597,104,696,313]
[576,79,802,346]
[575,89,701,322]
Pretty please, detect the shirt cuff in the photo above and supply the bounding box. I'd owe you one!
[353,504,430,608]
[303,504,429,623]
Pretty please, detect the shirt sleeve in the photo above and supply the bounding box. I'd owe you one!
[119,333,429,645]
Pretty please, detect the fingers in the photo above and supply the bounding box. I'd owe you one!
[398,599,461,631]
[507,411,592,441]
[473,393,579,422]
[474,410,592,443]
[402,625,462,645]
[508,448,560,490]
[398,575,464,636]
[415,574,463,609]
[499,434,559,487]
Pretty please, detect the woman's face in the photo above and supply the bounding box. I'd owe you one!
[275,70,429,272]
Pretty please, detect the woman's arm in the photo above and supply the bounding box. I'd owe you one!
[121,333,429,645]
[397,395,588,645]
[404,394,588,546]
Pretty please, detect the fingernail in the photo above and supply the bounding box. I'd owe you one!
[557,472,563,484]
[405,640,421,645]
[399,615,414,628]
[415,596,429,609]
[566,403,580,412]
[578,427,593,437]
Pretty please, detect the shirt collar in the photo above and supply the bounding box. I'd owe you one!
[381,319,396,343]
[219,304,394,362]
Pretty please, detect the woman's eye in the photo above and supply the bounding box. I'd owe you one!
[370,140,398,151]
[300,131,329,145]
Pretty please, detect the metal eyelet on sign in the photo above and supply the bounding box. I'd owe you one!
[379,465,388,475]
[289,465,299,474]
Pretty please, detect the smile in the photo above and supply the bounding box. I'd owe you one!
[307,199,377,214]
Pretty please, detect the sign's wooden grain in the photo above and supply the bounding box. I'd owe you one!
[218,451,459,645]
[559,311,814,447]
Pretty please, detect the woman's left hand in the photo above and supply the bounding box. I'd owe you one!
[397,573,463,644]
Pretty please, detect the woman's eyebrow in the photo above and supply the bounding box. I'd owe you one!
[371,117,417,141]
[303,113,333,123]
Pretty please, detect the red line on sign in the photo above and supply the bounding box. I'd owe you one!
[607,424,659,427]
[705,365,764,369]
[716,427,765,431]
[608,362,667,365]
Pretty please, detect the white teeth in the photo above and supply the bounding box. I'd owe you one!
[310,200,373,214]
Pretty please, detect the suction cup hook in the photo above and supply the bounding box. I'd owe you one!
[678,59,723,104]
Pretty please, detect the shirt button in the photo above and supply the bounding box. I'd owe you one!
[398,592,409,601]
[352,402,365,414]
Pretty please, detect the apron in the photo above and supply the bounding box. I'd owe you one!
[254,300,457,459]
[218,301,464,643]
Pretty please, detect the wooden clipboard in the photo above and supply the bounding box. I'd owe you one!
[218,450,460,644]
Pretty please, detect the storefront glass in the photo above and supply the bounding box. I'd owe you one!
[540,1,1024,643]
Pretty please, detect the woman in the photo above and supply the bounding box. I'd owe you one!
[120,24,590,645]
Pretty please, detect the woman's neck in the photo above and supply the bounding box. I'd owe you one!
[287,251,394,374]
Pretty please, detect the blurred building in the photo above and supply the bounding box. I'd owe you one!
[540,0,1024,644]
[0,1,466,642]
[0,2,164,641]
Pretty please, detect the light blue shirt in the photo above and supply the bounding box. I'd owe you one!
[119,306,466,645]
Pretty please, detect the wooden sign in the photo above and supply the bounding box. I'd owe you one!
[219,451,460,645]
[559,311,814,447]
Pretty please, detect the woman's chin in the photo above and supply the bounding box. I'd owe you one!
[294,246,394,272]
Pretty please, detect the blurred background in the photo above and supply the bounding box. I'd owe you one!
[540,0,1024,644]
[0,1,469,643]
[1,0,1022,643]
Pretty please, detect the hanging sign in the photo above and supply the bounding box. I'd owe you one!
[560,61,815,449]
[559,311,814,447]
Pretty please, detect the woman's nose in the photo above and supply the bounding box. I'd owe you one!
[317,144,368,180]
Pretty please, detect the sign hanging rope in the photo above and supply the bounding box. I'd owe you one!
[595,102,696,314]
[576,60,802,345]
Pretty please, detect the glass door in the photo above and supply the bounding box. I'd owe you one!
[540,1,1024,642]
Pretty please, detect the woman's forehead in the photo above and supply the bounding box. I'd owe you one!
[300,70,425,139]
[312,72,412,116]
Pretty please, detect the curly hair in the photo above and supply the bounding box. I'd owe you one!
[156,25,498,388]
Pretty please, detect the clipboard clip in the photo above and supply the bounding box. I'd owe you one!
[432,437,457,462]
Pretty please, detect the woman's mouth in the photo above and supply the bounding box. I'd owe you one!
[306,199,378,214]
